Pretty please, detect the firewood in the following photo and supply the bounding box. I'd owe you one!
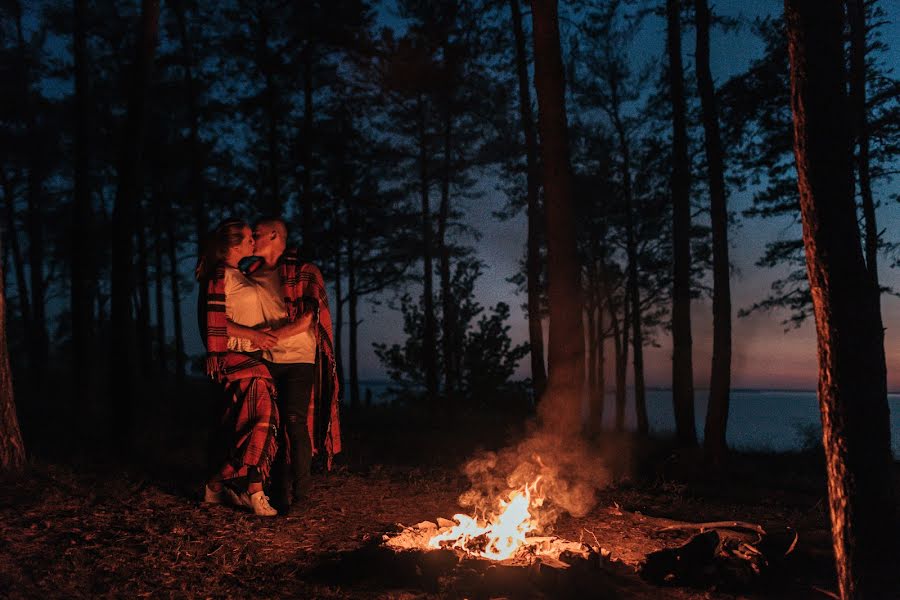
[657,520,766,536]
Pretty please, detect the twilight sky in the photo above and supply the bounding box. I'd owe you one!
[341,0,900,391]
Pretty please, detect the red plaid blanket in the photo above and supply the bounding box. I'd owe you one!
[203,263,279,483]
[280,250,342,468]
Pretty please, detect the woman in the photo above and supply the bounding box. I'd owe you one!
[195,218,280,517]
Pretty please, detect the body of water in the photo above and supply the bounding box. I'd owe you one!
[350,381,900,456]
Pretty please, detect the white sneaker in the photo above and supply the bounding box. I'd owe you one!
[249,491,278,517]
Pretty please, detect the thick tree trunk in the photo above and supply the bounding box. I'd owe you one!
[110,0,160,447]
[15,3,48,386]
[509,0,547,400]
[666,0,696,447]
[418,96,439,402]
[531,0,584,433]
[0,248,26,473]
[846,0,881,320]
[785,2,897,596]
[164,197,185,381]
[152,187,167,373]
[695,0,732,466]
[172,0,206,250]
[72,0,94,426]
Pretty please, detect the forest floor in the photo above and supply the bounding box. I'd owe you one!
[1,387,894,599]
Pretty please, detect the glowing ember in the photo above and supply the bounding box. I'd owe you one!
[427,479,544,561]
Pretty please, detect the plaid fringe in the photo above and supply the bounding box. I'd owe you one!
[280,251,342,467]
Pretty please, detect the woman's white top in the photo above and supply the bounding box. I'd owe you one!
[223,266,265,353]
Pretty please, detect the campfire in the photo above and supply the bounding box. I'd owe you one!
[384,476,609,569]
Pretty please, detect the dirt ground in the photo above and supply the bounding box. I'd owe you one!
[0,402,873,599]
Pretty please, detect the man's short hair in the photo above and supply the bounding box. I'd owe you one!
[253,216,288,240]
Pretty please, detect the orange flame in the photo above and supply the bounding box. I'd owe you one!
[427,478,544,560]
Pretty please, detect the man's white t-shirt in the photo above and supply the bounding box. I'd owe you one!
[252,266,317,364]
[223,266,265,353]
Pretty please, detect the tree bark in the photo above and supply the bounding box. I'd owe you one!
[332,198,345,401]
[666,0,696,447]
[438,111,455,399]
[15,2,48,386]
[509,0,547,401]
[608,291,628,433]
[846,0,881,322]
[135,202,153,377]
[164,194,185,381]
[784,1,897,596]
[610,103,647,436]
[110,0,160,447]
[258,11,281,216]
[72,0,94,421]
[171,0,206,251]
[152,185,167,373]
[0,244,26,473]
[301,47,314,256]
[1,171,31,328]
[531,0,584,434]
[418,95,439,402]
[695,0,732,466]
[348,248,360,410]
[586,287,599,433]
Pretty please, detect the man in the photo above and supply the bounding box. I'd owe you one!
[248,217,341,512]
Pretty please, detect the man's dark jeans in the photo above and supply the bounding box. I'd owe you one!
[263,360,315,502]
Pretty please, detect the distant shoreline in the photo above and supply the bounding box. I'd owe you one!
[351,380,900,396]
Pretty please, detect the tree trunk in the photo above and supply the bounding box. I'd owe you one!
[301,48,314,257]
[586,289,598,433]
[15,3,48,387]
[695,0,732,466]
[164,195,185,381]
[135,202,153,377]
[258,12,280,216]
[438,112,455,400]
[418,95,439,402]
[784,1,897,596]
[152,186,167,373]
[509,0,547,401]
[531,0,584,434]
[171,0,206,250]
[1,171,31,327]
[72,0,94,422]
[608,292,628,433]
[332,198,345,401]
[111,0,160,448]
[610,107,647,436]
[347,220,360,409]
[0,245,26,473]
[665,0,696,447]
[846,0,881,321]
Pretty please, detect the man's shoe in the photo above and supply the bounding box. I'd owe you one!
[249,491,278,517]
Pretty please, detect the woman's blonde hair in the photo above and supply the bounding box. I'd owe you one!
[194,218,248,281]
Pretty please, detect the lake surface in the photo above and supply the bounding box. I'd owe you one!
[352,381,900,456]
